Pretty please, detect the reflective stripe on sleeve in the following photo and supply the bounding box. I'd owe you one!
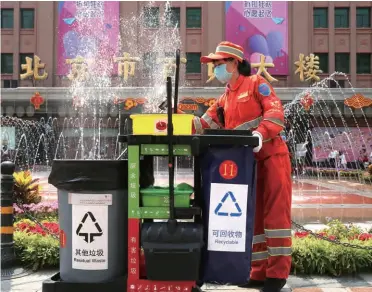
[252,234,266,244]
[201,113,220,129]
[234,116,263,130]
[193,117,203,134]
[268,247,292,256]
[263,117,284,128]
[265,229,292,238]
[252,251,268,261]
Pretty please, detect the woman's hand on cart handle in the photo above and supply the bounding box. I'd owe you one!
[252,131,263,153]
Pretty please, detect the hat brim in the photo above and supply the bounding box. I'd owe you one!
[200,54,227,64]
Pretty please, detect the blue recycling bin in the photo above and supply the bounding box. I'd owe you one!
[200,146,257,285]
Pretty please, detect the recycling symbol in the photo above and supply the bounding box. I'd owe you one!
[76,212,103,243]
[214,191,242,217]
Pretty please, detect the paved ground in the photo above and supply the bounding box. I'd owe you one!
[1,270,372,292]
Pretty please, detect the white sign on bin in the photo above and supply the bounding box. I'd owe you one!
[70,193,111,270]
[208,183,248,252]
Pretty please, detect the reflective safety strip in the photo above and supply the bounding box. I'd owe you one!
[201,113,220,129]
[268,247,292,256]
[0,207,13,214]
[193,117,203,134]
[252,234,266,244]
[263,117,284,128]
[216,45,244,60]
[252,251,268,261]
[265,229,292,238]
[234,116,263,131]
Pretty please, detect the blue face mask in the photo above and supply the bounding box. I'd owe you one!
[214,64,232,84]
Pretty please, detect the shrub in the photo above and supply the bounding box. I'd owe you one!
[292,236,372,275]
[14,219,59,270]
[14,202,58,221]
[14,219,59,236]
[292,220,372,275]
[13,171,41,204]
[14,231,59,271]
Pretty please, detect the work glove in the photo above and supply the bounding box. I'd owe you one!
[252,131,263,153]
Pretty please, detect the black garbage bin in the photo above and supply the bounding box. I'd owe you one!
[48,158,154,283]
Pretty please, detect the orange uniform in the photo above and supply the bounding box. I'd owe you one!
[193,74,292,280]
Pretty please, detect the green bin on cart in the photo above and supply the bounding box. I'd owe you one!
[140,184,193,208]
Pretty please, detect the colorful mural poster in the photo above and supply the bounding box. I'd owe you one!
[312,127,372,162]
[57,1,119,75]
[225,1,288,75]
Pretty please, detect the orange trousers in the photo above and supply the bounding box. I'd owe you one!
[251,154,292,280]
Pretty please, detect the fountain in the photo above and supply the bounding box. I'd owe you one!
[282,73,372,224]
[1,2,372,227]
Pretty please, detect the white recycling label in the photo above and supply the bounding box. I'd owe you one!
[72,204,108,270]
[208,183,248,252]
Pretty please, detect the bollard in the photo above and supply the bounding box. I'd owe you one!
[1,159,16,268]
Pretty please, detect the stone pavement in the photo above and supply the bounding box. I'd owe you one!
[1,270,371,292]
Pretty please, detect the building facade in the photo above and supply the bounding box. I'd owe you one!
[1,1,372,88]
[1,1,372,166]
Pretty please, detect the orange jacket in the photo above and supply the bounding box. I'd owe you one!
[192,75,289,160]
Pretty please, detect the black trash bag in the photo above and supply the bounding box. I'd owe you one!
[49,157,154,192]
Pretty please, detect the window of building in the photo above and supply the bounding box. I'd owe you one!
[186,8,202,28]
[335,53,350,74]
[20,8,35,29]
[316,53,329,73]
[335,8,349,28]
[165,7,180,27]
[313,8,328,28]
[143,7,159,28]
[186,53,201,73]
[357,53,371,74]
[1,54,14,74]
[20,53,34,71]
[356,7,371,28]
[1,9,14,29]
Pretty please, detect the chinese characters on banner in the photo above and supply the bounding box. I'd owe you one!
[20,56,48,81]
[243,1,272,18]
[208,183,248,252]
[226,2,288,76]
[70,193,111,270]
[57,1,119,76]
[294,53,323,82]
[75,1,104,19]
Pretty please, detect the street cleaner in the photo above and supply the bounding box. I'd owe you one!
[189,41,292,292]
